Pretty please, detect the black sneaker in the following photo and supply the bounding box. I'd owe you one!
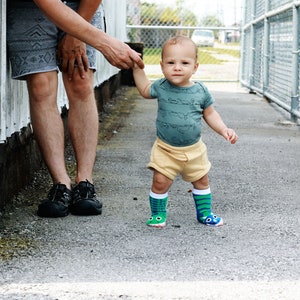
[70,180,102,215]
[37,183,71,218]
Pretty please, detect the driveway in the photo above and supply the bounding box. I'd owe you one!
[0,83,299,299]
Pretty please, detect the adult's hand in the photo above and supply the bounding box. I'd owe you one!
[99,36,144,70]
[33,0,144,69]
[57,34,89,80]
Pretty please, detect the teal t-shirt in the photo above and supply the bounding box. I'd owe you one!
[150,78,214,146]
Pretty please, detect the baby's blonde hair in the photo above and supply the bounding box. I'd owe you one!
[161,36,198,60]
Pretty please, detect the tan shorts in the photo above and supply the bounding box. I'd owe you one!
[147,138,211,182]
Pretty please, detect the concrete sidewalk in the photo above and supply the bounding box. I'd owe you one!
[0,83,300,299]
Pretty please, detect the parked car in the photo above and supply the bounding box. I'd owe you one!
[191,30,214,47]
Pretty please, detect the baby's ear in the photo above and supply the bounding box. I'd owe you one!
[194,62,199,72]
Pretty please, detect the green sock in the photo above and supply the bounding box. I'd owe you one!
[193,187,212,222]
[147,191,168,226]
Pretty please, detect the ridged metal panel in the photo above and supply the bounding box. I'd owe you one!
[267,10,293,103]
[241,0,299,120]
[252,22,265,91]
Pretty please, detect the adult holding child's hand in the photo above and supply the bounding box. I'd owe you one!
[34,0,144,70]
[7,0,143,218]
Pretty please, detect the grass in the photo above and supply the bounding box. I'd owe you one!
[212,48,240,58]
[143,45,240,65]
[0,235,36,261]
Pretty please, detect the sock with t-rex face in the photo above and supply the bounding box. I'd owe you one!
[146,190,168,227]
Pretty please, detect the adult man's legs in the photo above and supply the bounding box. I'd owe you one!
[27,70,102,217]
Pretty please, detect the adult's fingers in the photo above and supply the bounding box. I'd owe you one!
[130,51,144,69]
[73,53,89,79]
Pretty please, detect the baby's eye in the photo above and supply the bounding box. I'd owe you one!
[167,61,174,65]
[182,61,189,65]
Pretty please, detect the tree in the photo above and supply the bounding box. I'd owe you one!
[201,15,224,27]
[160,7,180,24]
[136,2,199,47]
[140,2,198,27]
[141,3,158,25]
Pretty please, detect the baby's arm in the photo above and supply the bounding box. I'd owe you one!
[203,105,238,144]
[132,63,152,99]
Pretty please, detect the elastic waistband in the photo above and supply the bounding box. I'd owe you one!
[156,137,203,152]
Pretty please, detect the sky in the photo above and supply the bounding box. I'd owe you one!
[144,0,243,26]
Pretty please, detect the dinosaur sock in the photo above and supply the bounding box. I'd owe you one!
[147,190,168,227]
[192,187,212,222]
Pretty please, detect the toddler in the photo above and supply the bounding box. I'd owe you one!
[132,36,238,228]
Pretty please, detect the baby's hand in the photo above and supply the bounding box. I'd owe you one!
[132,61,143,70]
[223,128,238,144]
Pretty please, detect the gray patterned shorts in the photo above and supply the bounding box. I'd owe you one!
[7,1,105,80]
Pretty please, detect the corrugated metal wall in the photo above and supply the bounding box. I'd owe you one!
[240,0,300,122]
[0,0,126,143]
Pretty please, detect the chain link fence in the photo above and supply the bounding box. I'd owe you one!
[240,0,300,122]
[126,0,241,81]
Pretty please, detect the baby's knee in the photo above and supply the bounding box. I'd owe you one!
[192,174,209,189]
[152,172,172,193]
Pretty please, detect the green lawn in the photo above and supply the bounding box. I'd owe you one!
[143,46,240,65]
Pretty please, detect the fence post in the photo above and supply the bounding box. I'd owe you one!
[0,0,7,142]
[291,3,299,122]
[249,0,256,90]
[263,0,270,94]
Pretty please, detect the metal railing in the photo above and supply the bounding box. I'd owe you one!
[240,0,300,122]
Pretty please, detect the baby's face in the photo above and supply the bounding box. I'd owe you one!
[160,41,199,87]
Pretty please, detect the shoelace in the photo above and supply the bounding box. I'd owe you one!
[73,180,96,201]
[49,184,70,204]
